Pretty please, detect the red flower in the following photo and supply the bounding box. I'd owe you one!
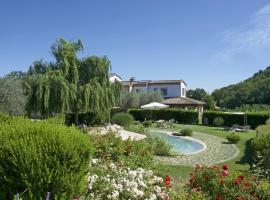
[205,175,209,181]
[222,170,229,176]
[213,165,219,170]
[165,175,171,187]
[236,197,242,200]
[217,194,222,200]
[223,164,228,171]
[219,178,225,184]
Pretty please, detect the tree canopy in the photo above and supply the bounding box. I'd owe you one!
[212,66,270,109]
[187,88,207,101]
[25,38,122,122]
[0,72,27,115]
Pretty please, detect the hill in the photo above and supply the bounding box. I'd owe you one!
[212,66,270,109]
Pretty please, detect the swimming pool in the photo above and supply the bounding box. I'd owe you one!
[151,130,206,154]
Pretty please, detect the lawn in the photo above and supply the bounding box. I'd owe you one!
[157,124,257,185]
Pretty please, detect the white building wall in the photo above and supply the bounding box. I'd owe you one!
[147,84,181,98]
[180,82,187,97]
[109,76,122,83]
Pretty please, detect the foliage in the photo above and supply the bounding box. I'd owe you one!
[89,132,154,169]
[125,124,149,135]
[83,159,169,200]
[111,112,134,126]
[129,109,198,124]
[187,88,207,101]
[251,121,270,180]
[65,111,106,126]
[142,120,152,127]
[233,104,270,113]
[212,117,224,127]
[203,111,270,129]
[145,134,172,156]
[202,94,216,111]
[212,66,270,109]
[0,117,93,199]
[25,38,122,122]
[227,134,241,144]
[0,74,27,115]
[188,164,270,200]
[156,120,175,129]
[120,91,163,109]
[180,128,193,136]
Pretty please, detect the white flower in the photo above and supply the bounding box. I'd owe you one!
[109,163,117,170]
[91,158,98,165]
[149,194,157,200]
[111,191,119,199]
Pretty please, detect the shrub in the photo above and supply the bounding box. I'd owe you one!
[156,120,175,129]
[111,112,134,126]
[84,159,169,200]
[125,124,149,135]
[0,118,93,199]
[0,112,14,125]
[145,135,172,156]
[188,164,270,200]
[180,128,193,136]
[251,121,270,179]
[133,120,141,125]
[213,117,224,127]
[142,120,152,127]
[227,134,241,144]
[90,132,154,169]
[128,109,198,124]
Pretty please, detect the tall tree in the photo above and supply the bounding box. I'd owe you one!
[0,72,27,115]
[187,88,207,101]
[26,38,122,123]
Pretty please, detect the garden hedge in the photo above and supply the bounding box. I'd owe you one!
[203,111,270,129]
[128,109,198,124]
[65,111,106,126]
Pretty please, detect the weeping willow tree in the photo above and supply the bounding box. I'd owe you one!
[25,38,122,123]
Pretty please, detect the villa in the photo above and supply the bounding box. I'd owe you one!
[109,73,205,114]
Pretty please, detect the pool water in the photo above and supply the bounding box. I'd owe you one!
[151,131,205,154]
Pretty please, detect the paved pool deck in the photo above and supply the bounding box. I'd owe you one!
[155,130,240,166]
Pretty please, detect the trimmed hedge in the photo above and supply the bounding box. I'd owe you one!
[65,111,106,126]
[128,109,198,124]
[203,111,270,129]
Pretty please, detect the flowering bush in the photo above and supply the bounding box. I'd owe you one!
[188,164,270,200]
[84,159,169,200]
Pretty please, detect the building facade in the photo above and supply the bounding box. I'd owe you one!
[109,73,205,115]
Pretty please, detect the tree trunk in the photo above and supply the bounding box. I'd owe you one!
[75,110,79,126]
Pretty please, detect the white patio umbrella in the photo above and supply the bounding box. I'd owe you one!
[141,102,169,110]
[141,102,169,121]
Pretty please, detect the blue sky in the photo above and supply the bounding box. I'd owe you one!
[1,0,270,91]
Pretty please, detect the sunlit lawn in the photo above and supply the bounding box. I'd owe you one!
[158,124,256,185]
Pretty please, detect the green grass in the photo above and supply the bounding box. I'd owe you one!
[158,124,256,184]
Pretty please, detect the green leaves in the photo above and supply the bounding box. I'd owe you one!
[0,117,93,198]
[25,38,122,120]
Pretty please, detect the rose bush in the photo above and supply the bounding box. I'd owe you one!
[187,164,270,200]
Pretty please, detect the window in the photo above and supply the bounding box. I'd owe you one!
[160,88,168,96]
[182,88,186,97]
[136,88,141,93]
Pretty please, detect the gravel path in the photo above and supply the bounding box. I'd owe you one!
[155,130,240,166]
